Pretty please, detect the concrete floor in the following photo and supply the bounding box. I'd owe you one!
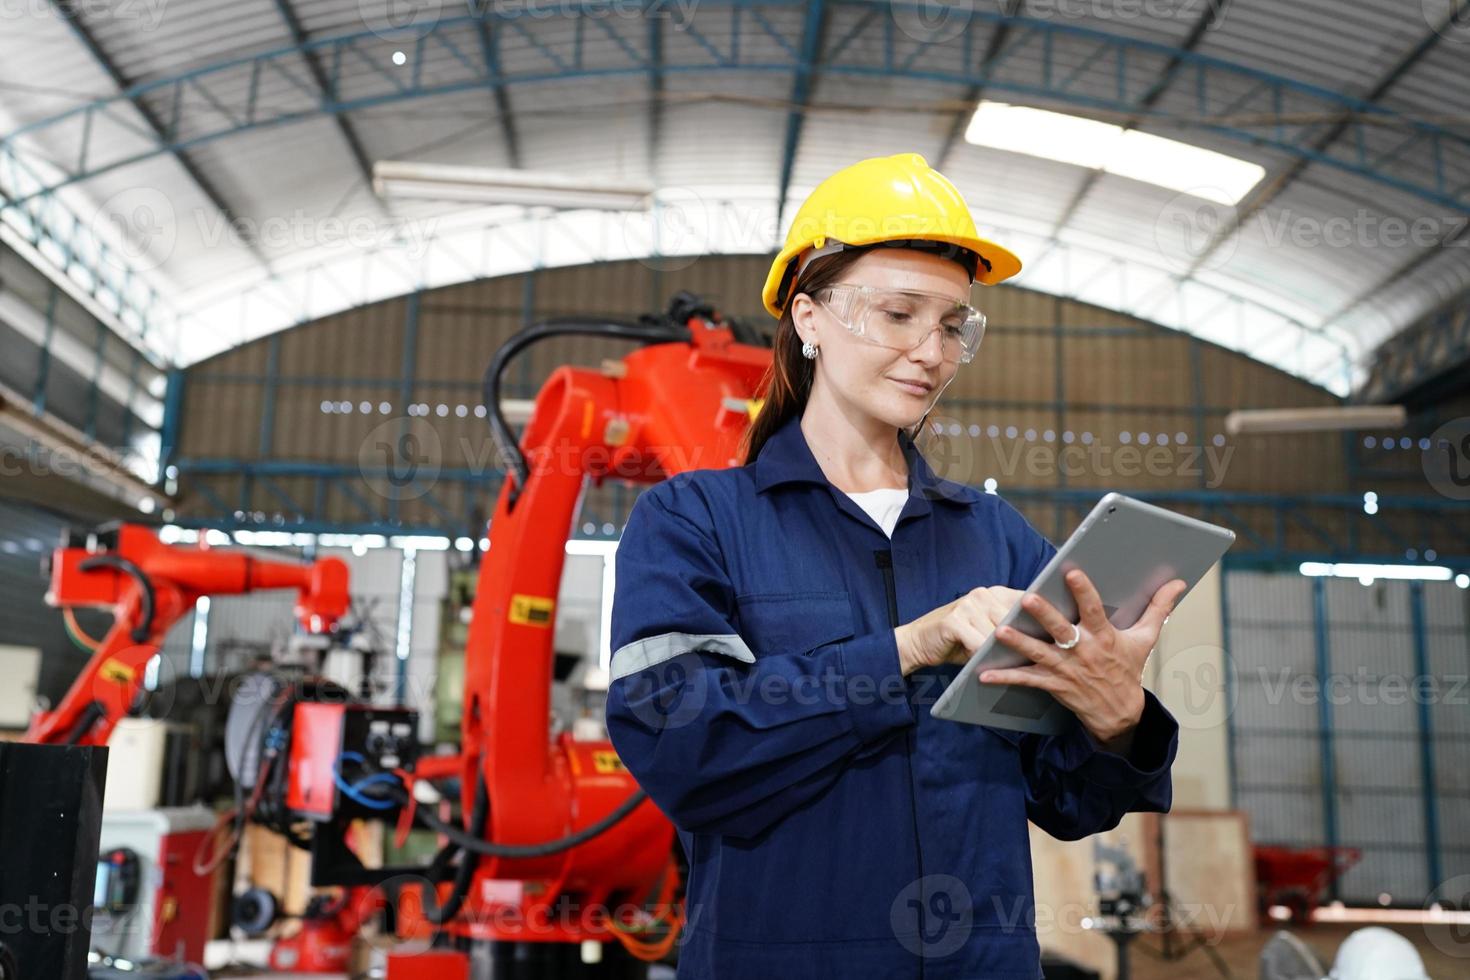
[208,925,1467,978]
[1123,921,1467,980]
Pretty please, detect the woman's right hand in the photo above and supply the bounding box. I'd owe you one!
[894,586,1026,676]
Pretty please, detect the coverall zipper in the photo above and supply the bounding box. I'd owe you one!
[875,548,925,978]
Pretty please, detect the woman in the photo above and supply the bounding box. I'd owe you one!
[605,153,1185,979]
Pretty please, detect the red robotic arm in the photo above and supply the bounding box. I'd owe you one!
[422,294,770,952]
[27,523,349,746]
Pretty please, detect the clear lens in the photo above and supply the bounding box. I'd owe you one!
[815,284,985,363]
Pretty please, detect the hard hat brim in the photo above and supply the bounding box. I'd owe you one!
[762,232,1021,320]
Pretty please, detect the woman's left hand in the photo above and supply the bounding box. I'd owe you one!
[978,569,1188,746]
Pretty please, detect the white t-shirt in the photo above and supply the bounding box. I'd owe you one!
[843,487,909,538]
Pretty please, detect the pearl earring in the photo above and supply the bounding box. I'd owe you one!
[801,340,819,360]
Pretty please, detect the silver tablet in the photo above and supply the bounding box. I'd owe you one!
[929,492,1236,734]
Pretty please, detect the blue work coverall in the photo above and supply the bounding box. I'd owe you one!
[605,411,1180,979]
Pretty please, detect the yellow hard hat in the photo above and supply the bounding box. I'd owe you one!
[761,152,1022,319]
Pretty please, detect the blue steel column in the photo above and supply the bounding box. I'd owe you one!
[120,348,141,449]
[259,334,281,457]
[1409,580,1443,890]
[395,547,417,704]
[32,282,59,415]
[1220,561,1238,809]
[1189,335,1207,491]
[1312,575,1341,898]
[160,368,186,474]
[394,291,421,527]
[85,319,105,440]
[1052,294,1066,539]
[247,333,282,515]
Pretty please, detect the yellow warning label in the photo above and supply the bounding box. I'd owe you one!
[509,594,555,627]
[592,750,626,775]
[99,659,135,684]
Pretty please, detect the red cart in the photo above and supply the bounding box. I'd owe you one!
[1254,844,1363,924]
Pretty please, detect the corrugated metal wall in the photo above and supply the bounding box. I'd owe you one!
[0,241,164,462]
[174,254,1358,543]
[1227,568,1470,905]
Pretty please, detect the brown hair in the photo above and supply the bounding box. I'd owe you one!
[739,245,965,464]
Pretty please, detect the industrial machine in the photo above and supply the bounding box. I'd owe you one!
[90,808,218,965]
[356,292,769,976]
[26,522,350,747]
[22,292,772,978]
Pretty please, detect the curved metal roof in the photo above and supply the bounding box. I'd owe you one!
[3,0,1469,394]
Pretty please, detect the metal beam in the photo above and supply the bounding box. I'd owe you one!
[1162,0,1470,282]
[1030,0,1232,268]
[775,0,827,231]
[476,18,522,169]
[9,6,1470,219]
[268,0,386,208]
[1357,298,1470,404]
[47,0,274,270]
[648,11,663,186]
[1316,220,1470,354]
[934,0,1022,172]
[8,5,1470,218]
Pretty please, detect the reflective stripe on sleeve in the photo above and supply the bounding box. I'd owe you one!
[610,632,756,682]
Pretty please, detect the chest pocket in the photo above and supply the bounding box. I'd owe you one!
[734,590,856,658]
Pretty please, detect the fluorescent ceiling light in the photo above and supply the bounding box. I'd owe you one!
[1224,405,1406,435]
[965,102,1265,205]
[373,161,653,210]
[1299,562,1453,583]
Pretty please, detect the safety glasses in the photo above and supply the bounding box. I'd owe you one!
[810,282,987,364]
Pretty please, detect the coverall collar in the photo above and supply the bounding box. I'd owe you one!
[753,410,982,506]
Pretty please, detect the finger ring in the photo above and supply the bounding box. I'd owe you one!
[1054,623,1081,650]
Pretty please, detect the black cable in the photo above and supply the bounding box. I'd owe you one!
[419,777,489,926]
[480,313,689,511]
[77,554,155,642]
[391,774,649,859]
[62,700,107,745]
